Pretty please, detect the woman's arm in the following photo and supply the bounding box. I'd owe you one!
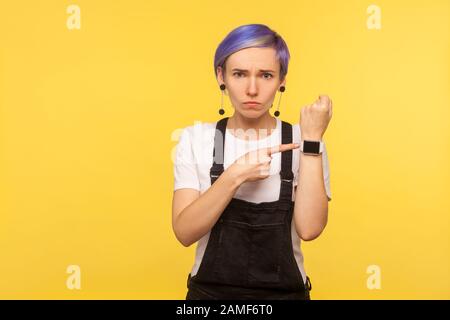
[293,152,329,241]
[294,94,332,241]
[172,168,244,247]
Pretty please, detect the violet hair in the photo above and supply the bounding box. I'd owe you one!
[214,24,291,81]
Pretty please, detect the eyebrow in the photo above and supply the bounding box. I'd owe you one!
[231,68,276,73]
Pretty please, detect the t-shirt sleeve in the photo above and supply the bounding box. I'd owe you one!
[293,142,332,202]
[173,127,201,191]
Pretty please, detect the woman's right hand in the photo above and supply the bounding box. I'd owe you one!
[228,143,300,183]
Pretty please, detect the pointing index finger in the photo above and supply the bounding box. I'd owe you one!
[268,143,300,155]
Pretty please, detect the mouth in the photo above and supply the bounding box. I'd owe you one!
[243,102,262,107]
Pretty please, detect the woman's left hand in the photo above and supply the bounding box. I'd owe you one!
[299,95,333,141]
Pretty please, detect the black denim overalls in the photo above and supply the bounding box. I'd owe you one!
[186,117,312,300]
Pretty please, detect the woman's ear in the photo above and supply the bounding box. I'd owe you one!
[216,66,228,96]
[216,66,224,85]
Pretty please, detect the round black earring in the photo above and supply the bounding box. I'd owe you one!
[219,84,226,115]
[274,86,285,117]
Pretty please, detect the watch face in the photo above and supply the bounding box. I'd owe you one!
[303,140,320,154]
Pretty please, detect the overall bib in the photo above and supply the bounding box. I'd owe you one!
[186,117,312,300]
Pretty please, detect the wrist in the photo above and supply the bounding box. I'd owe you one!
[224,165,246,189]
[301,136,322,141]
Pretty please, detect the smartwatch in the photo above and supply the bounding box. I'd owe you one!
[300,140,324,156]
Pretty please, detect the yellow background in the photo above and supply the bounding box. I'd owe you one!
[0,0,449,299]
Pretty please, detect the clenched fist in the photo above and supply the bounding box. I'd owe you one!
[300,95,333,140]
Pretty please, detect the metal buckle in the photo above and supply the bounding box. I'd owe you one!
[281,178,293,183]
[210,170,222,178]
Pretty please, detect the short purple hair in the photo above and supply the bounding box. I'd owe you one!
[214,24,291,81]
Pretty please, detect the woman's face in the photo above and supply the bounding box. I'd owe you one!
[217,47,286,119]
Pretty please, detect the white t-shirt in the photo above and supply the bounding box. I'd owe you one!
[173,118,332,285]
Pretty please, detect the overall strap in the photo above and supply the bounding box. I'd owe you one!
[210,117,229,184]
[278,120,294,206]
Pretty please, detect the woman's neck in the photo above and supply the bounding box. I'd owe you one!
[227,112,277,141]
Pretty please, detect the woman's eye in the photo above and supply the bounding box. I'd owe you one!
[232,72,272,78]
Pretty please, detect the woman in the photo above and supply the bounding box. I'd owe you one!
[172,24,333,300]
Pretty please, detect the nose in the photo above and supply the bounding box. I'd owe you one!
[246,76,258,97]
